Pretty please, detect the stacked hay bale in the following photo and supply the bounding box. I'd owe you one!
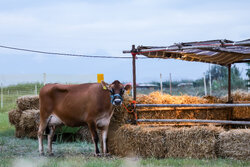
[109,124,224,159]
[8,95,40,138]
[16,95,40,110]
[108,91,250,159]
[218,129,250,160]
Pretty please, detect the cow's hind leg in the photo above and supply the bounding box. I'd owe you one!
[88,122,100,156]
[38,118,47,155]
[47,125,56,156]
[38,108,51,156]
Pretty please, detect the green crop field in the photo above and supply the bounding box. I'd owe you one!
[0,83,249,167]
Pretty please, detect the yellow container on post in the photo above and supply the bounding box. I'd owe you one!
[97,74,104,83]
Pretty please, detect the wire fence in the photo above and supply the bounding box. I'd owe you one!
[0,73,96,112]
[0,73,248,112]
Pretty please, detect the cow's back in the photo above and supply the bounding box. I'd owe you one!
[39,83,112,127]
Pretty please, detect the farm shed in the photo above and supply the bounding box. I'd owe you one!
[123,39,250,124]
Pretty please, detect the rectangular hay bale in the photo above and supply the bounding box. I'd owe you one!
[15,109,40,138]
[233,107,250,120]
[109,124,223,159]
[8,109,22,125]
[16,95,39,111]
[218,129,250,160]
[138,107,231,121]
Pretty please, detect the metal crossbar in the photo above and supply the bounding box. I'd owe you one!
[135,103,250,108]
[137,119,250,125]
[132,103,250,125]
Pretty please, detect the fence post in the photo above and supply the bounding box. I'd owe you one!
[35,84,38,95]
[160,73,163,94]
[43,73,47,85]
[209,64,212,95]
[1,83,3,109]
[169,73,172,95]
[203,73,207,96]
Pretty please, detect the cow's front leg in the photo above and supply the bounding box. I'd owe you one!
[88,122,100,156]
[101,126,109,155]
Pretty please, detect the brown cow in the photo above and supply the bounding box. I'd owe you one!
[38,80,131,156]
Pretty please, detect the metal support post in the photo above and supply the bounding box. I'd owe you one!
[132,45,137,101]
[131,45,137,124]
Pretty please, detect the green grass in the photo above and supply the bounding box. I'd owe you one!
[0,156,249,167]
[0,112,15,136]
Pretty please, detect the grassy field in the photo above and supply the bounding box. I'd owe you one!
[0,83,249,167]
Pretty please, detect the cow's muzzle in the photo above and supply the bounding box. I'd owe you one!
[111,94,123,106]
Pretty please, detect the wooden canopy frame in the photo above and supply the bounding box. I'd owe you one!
[123,39,250,125]
[123,39,250,103]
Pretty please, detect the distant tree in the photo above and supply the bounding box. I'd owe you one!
[206,65,245,89]
[247,63,250,79]
[246,63,250,88]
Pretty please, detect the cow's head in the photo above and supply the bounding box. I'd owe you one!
[102,80,132,106]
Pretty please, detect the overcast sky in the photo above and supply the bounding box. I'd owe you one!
[0,0,249,84]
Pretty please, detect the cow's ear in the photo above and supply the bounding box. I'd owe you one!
[101,81,109,90]
[124,84,132,91]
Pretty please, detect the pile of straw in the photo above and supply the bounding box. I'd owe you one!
[218,129,250,160]
[110,124,223,159]
[137,92,209,105]
[16,95,39,110]
[134,92,230,121]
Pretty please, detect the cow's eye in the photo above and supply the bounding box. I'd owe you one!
[120,88,125,94]
[110,88,114,94]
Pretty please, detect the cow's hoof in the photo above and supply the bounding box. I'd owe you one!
[94,153,101,157]
[104,153,111,157]
[48,152,54,157]
[39,152,45,156]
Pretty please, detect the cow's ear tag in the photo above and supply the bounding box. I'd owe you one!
[103,86,107,90]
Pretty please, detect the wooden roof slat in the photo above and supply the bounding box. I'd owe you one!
[136,39,250,65]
